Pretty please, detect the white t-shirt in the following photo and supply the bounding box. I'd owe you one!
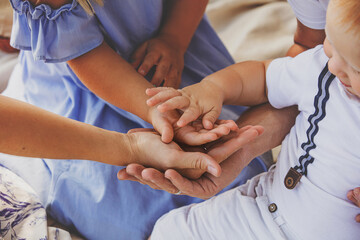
[288,0,329,29]
[267,45,360,240]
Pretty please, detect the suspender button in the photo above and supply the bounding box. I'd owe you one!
[285,176,294,188]
[268,203,277,213]
[284,167,302,189]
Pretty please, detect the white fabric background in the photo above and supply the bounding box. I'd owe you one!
[207,0,296,62]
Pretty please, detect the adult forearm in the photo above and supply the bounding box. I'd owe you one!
[160,0,208,53]
[67,42,154,123]
[235,104,298,167]
[287,20,325,57]
[0,95,131,165]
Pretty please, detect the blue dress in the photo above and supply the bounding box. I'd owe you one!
[3,0,267,239]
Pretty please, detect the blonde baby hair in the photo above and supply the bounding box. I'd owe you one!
[332,0,360,36]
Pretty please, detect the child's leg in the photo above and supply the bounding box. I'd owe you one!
[347,187,360,223]
[150,171,290,240]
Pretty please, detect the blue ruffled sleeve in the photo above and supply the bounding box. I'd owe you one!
[9,0,104,63]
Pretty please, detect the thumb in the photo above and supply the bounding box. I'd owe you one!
[177,152,221,177]
[202,109,221,130]
[117,169,138,181]
[154,118,174,143]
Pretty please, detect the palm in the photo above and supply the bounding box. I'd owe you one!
[118,125,263,198]
[150,107,238,145]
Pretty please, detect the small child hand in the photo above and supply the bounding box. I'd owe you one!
[173,119,239,146]
[347,187,360,223]
[146,81,224,130]
[131,36,185,89]
[147,105,238,145]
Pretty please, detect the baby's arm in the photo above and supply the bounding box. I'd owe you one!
[131,0,208,88]
[347,188,360,223]
[147,60,272,129]
[0,95,221,175]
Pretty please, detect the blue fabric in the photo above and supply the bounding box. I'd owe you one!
[3,0,267,239]
[10,0,104,62]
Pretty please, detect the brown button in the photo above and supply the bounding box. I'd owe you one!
[284,167,302,189]
[268,203,277,213]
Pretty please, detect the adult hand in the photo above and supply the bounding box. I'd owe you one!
[126,128,221,177]
[131,35,185,89]
[118,125,264,198]
[347,187,360,223]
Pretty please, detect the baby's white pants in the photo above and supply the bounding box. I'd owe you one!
[151,167,301,240]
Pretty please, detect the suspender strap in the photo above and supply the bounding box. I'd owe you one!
[284,63,335,189]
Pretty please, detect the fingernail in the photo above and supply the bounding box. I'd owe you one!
[207,165,219,177]
[139,69,145,75]
[204,120,213,129]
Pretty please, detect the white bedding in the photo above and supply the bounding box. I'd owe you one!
[207,0,296,62]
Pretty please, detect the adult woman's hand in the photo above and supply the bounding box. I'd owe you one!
[117,125,264,198]
[124,128,222,177]
[131,35,184,89]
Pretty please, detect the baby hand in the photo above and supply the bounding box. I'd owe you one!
[347,187,360,223]
[148,105,238,145]
[173,119,239,146]
[146,81,224,130]
[131,35,185,88]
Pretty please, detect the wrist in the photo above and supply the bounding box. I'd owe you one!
[123,132,140,165]
[100,131,135,166]
[157,32,188,55]
[201,77,226,104]
[147,105,157,126]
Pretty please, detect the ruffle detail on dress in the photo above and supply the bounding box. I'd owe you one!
[10,0,78,21]
[9,0,104,63]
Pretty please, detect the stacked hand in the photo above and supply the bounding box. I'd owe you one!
[124,128,224,177]
[118,125,264,198]
[131,35,185,89]
[146,94,248,180]
[118,70,265,198]
[146,81,224,130]
[147,103,239,144]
